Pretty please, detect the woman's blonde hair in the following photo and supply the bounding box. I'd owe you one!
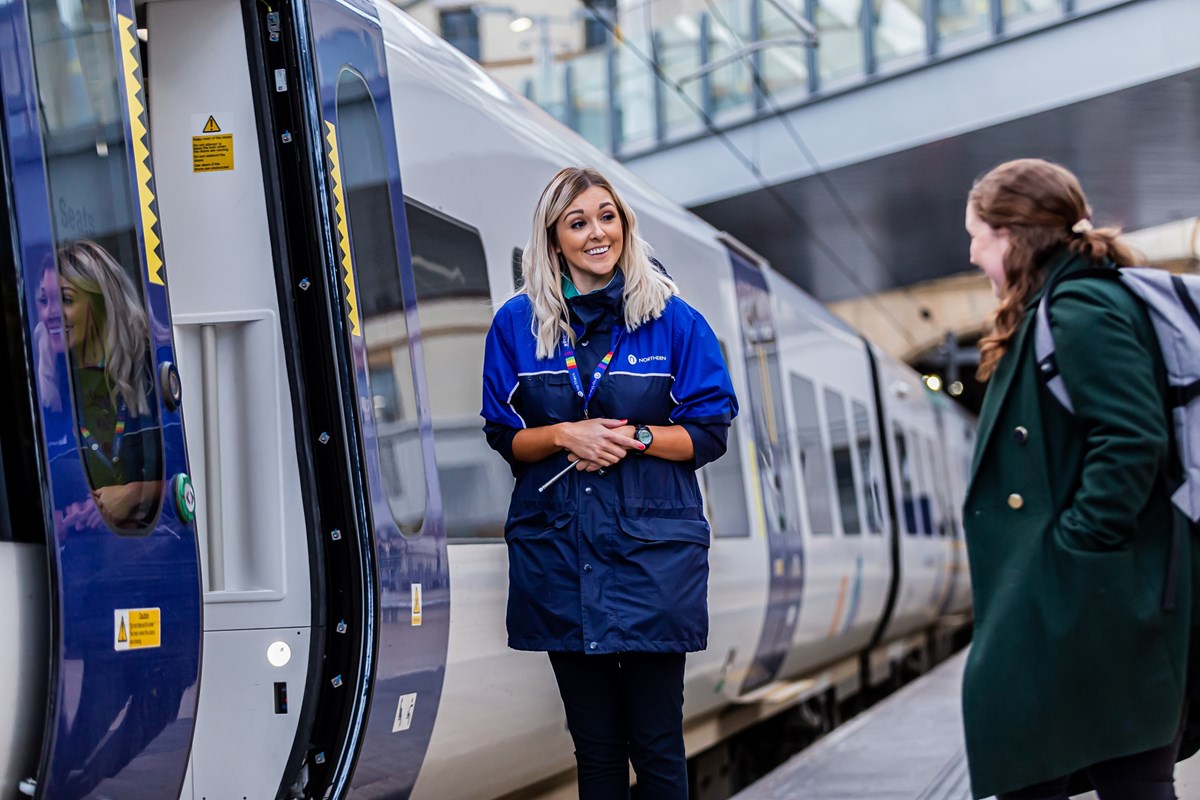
[970,159,1136,381]
[57,240,153,415]
[521,166,677,360]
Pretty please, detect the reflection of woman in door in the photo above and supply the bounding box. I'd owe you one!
[36,242,180,799]
[53,240,162,530]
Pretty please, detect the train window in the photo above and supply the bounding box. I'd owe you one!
[28,0,165,533]
[335,69,427,535]
[404,200,511,541]
[790,374,834,535]
[928,436,953,538]
[913,435,935,536]
[894,424,916,535]
[705,340,750,538]
[823,388,861,535]
[852,400,884,534]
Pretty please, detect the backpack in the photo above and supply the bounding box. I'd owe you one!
[1034,265,1200,610]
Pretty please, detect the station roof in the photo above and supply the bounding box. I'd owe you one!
[691,66,1200,305]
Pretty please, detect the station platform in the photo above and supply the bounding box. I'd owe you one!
[732,648,1200,800]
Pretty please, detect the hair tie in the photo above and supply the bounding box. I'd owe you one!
[1071,218,1094,235]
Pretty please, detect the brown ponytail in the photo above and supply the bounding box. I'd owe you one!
[971,159,1137,381]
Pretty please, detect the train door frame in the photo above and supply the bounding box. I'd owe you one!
[0,0,204,795]
[0,86,51,796]
[244,0,451,795]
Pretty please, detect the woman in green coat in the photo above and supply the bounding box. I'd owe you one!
[962,159,1192,799]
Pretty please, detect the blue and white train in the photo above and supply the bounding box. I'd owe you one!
[0,0,975,798]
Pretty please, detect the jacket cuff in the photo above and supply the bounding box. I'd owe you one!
[680,421,728,469]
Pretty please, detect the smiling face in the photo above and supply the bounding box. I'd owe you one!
[37,268,65,354]
[59,278,101,358]
[553,185,624,294]
[966,204,1011,298]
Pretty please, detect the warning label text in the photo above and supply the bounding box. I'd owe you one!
[192,134,234,172]
[115,607,161,651]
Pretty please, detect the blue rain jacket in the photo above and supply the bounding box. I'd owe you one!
[481,271,738,653]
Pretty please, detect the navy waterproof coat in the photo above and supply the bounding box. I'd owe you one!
[481,271,738,654]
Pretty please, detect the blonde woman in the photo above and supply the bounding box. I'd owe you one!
[482,167,738,798]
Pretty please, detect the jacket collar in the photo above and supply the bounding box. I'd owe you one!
[566,269,624,332]
[966,247,1091,494]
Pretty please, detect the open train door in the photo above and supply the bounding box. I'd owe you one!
[0,0,203,797]
[240,0,452,795]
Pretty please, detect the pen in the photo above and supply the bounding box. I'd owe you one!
[538,461,578,493]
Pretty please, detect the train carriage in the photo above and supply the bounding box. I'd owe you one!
[0,0,974,798]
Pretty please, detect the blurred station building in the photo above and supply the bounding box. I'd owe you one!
[401,0,1200,410]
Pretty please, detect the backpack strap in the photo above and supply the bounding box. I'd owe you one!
[1033,267,1122,414]
[1034,266,1192,611]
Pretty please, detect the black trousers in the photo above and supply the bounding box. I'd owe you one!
[996,720,1185,800]
[548,651,688,800]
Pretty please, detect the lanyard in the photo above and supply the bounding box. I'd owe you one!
[561,324,624,419]
[79,402,128,468]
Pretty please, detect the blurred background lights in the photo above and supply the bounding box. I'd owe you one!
[923,374,943,392]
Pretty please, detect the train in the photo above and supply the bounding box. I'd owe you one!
[0,0,975,798]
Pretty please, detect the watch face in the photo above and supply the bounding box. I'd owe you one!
[636,427,652,445]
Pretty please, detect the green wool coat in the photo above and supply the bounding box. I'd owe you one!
[962,249,1195,798]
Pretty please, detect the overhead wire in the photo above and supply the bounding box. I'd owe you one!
[581,0,921,350]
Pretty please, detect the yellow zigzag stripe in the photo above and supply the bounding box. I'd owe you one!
[324,121,361,337]
[118,14,164,286]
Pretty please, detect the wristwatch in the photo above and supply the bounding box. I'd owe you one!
[634,425,653,451]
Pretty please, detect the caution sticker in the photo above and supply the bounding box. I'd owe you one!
[115,608,161,651]
[411,583,422,627]
[192,113,233,173]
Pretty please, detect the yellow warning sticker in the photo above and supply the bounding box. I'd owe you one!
[114,608,161,651]
[411,583,423,627]
[192,134,233,172]
[202,115,221,133]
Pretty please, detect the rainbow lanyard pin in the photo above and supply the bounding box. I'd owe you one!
[560,324,624,419]
[79,403,128,468]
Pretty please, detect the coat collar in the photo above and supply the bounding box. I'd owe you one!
[566,268,624,332]
[966,248,1089,494]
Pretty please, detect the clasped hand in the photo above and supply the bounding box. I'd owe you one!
[558,418,642,473]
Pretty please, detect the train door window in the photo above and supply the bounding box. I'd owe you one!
[404,199,509,541]
[894,424,916,535]
[823,388,861,535]
[705,339,750,538]
[790,373,834,535]
[912,434,934,536]
[732,256,799,534]
[29,0,165,533]
[335,69,426,534]
[929,436,953,537]
[852,400,883,534]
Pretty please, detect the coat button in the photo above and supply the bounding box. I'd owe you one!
[583,564,593,572]
[589,642,598,650]
[584,486,593,496]
[1007,493,1024,510]
[1013,426,1029,444]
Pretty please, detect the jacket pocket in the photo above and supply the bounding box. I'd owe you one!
[618,515,710,547]
[505,506,573,542]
